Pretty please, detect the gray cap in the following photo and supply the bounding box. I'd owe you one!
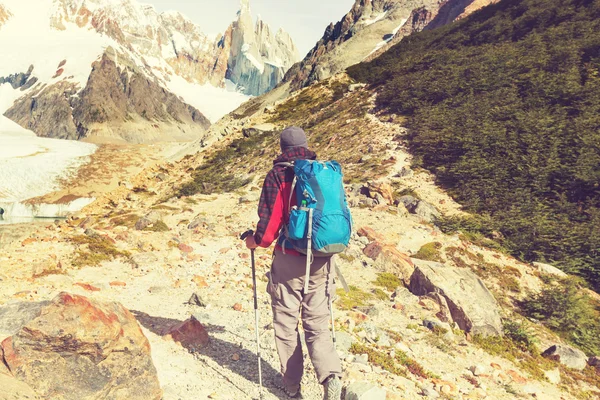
[280,126,308,151]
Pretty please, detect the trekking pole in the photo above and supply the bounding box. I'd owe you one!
[241,229,263,400]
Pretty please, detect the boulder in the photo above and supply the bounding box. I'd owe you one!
[242,123,275,138]
[362,241,414,284]
[533,262,567,278]
[414,201,440,222]
[542,344,587,370]
[398,195,419,211]
[0,293,162,400]
[345,381,386,400]
[163,316,209,351]
[409,259,502,336]
[367,182,394,205]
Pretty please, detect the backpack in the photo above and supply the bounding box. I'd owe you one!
[277,159,352,293]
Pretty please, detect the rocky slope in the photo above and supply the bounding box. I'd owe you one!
[0,0,298,142]
[284,0,498,91]
[1,74,598,400]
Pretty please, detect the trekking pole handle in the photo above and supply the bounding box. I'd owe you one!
[240,229,254,241]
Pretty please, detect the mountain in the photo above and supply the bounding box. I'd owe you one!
[347,0,600,291]
[284,0,498,91]
[0,0,299,142]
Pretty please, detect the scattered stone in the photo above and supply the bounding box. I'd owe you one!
[409,259,503,336]
[421,384,440,398]
[469,388,487,398]
[533,262,567,278]
[156,173,168,181]
[231,353,240,361]
[242,123,275,137]
[1,293,162,400]
[348,83,366,92]
[542,344,588,370]
[131,252,159,268]
[398,195,419,212]
[233,303,243,312]
[344,381,386,400]
[178,243,193,253]
[186,293,207,307]
[469,365,486,376]
[163,315,209,351]
[74,282,101,292]
[335,331,355,354]
[192,275,209,288]
[506,370,527,384]
[544,368,561,384]
[135,217,152,231]
[353,353,369,365]
[413,201,440,222]
[188,217,208,230]
[588,356,600,367]
[109,281,127,287]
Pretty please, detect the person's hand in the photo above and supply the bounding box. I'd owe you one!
[245,234,259,249]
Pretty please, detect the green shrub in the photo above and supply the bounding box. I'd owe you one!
[348,0,600,292]
[413,242,443,262]
[373,272,403,291]
[520,278,600,356]
[335,286,373,310]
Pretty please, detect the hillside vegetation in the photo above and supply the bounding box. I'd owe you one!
[348,0,600,290]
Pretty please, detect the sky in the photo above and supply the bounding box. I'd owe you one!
[145,0,356,57]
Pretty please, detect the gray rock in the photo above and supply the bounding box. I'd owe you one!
[156,173,168,181]
[131,252,159,268]
[421,385,440,398]
[413,201,440,222]
[542,344,588,370]
[395,166,414,178]
[84,228,101,238]
[188,217,208,230]
[589,356,600,367]
[242,123,275,138]
[135,217,152,231]
[398,195,419,212]
[533,262,567,278]
[335,331,354,354]
[544,368,561,384]
[0,301,49,335]
[348,83,367,92]
[409,259,503,336]
[353,354,369,365]
[345,381,386,400]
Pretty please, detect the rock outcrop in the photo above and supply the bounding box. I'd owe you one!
[542,344,588,371]
[50,0,297,96]
[285,0,498,91]
[5,52,211,142]
[409,259,503,336]
[0,293,162,400]
[225,0,299,95]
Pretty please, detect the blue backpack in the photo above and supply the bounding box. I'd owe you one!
[278,159,352,293]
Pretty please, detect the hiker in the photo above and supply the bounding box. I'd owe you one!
[245,126,343,399]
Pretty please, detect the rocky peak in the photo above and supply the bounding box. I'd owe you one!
[225,0,299,95]
[285,0,498,91]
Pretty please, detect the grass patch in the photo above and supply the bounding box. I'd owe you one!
[350,342,436,379]
[372,288,389,301]
[473,321,555,381]
[413,242,443,262]
[144,220,170,232]
[109,213,139,229]
[335,286,373,310]
[373,272,403,291]
[70,235,130,268]
[338,253,356,263]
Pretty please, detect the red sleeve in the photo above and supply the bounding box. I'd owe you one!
[254,170,286,248]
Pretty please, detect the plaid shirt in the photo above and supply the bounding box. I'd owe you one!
[254,147,317,254]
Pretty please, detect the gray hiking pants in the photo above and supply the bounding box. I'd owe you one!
[267,249,342,387]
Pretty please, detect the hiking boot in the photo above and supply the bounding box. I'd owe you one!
[323,375,342,400]
[272,377,302,399]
